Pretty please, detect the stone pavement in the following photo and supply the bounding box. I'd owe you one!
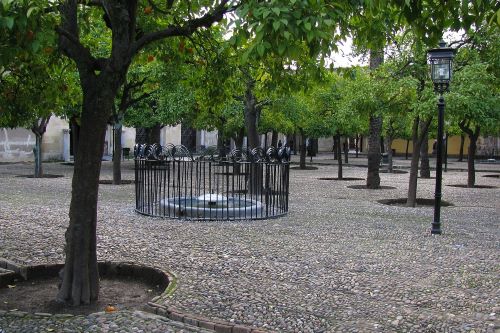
[0,158,499,332]
[0,309,214,332]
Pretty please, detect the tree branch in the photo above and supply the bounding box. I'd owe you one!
[127,92,152,109]
[256,99,272,110]
[131,0,232,55]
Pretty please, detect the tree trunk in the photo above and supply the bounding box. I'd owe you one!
[343,137,348,164]
[407,117,432,207]
[271,130,278,147]
[244,82,260,151]
[458,134,465,161]
[385,136,394,172]
[355,135,359,158]
[336,134,343,179]
[467,134,477,188]
[419,127,430,178]
[234,128,245,151]
[57,82,118,306]
[135,127,148,144]
[31,116,51,178]
[332,136,338,160]
[366,115,382,189]
[148,124,161,144]
[299,130,307,169]
[458,124,480,188]
[70,116,80,160]
[366,48,384,189]
[405,139,409,160]
[112,123,122,185]
[34,134,43,178]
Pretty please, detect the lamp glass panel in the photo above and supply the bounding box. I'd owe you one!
[432,60,450,82]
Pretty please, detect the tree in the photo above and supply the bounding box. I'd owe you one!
[448,62,499,187]
[315,71,366,178]
[0,53,78,177]
[53,0,233,306]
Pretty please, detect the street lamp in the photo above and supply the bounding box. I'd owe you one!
[428,40,455,235]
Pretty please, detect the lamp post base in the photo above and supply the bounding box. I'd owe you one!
[431,223,442,235]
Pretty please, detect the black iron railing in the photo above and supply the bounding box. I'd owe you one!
[134,144,290,220]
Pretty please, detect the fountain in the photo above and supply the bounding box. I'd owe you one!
[134,144,289,221]
[160,193,263,219]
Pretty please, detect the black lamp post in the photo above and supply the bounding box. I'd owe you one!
[428,40,455,235]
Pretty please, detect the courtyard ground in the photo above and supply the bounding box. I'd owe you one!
[0,154,499,332]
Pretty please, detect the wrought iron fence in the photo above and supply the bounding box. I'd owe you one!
[134,144,290,220]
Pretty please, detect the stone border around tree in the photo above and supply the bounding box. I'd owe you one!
[317,177,364,181]
[0,258,270,333]
[145,302,270,333]
[446,184,498,189]
[377,198,454,207]
[99,179,135,185]
[15,174,64,178]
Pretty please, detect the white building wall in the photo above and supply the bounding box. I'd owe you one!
[0,128,35,161]
[1,116,140,162]
[162,125,182,146]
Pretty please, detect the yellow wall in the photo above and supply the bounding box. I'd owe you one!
[392,135,470,156]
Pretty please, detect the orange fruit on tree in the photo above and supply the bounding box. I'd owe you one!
[144,6,152,14]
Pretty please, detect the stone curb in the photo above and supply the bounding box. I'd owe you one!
[146,302,272,333]
[0,260,270,332]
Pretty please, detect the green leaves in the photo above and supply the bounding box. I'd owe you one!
[1,16,13,29]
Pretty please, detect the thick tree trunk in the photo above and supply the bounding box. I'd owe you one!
[458,134,465,161]
[57,83,118,306]
[366,48,384,189]
[336,135,343,179]
[112,123,122,185]
[299,130,307,169]
[419,127,430,178]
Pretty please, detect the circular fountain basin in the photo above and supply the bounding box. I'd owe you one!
[160,195,263,219]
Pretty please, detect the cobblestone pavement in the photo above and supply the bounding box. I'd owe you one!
[0,310,212,332]
[0,157,499,332]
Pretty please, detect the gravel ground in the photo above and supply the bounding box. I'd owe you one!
[0,157,499,332]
